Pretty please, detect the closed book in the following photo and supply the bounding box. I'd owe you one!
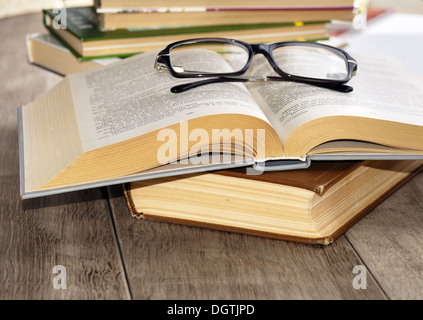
[124,160,423,244]
[43,7,328,59]
[98,8,354,30]
[26,33,120,75]
[94,0,355,11]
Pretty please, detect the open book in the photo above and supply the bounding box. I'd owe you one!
[19,49,423,198]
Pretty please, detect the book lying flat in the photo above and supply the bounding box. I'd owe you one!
[94,0,355,11]
[19,49,423,199]
[43,7,328,59]
[26,33,120,75]
[124,159,423,244]
[98,8,354,30]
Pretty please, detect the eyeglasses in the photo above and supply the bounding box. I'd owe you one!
[154,38,357,93]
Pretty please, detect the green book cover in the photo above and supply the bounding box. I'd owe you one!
[43,7,328,41]
[43,7,328,60]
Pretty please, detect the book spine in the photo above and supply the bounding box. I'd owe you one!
[97,6,355,14]
[43,7,99,41]
[123,183,143,218]
[41,14,83,60]
[25,33,38,63]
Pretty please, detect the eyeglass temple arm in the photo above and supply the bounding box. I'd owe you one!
[171,77,249,93]
[267,77,354,93]
[171,76,353,93]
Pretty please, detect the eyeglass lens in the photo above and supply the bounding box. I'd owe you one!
[168,41,349,81]
[169,42,250,74]
[272,45,348,80]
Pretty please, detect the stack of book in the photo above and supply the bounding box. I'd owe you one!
[20,46,423,244]
[24,1,423,246]
[26,0,357,75]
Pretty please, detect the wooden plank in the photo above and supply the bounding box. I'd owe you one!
[346,172,423,299]
[0,13,129,299]
[108,185,386,299]
[0,177,130,299]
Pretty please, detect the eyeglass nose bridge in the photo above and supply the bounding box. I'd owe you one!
[249,43,282,74]
[250,43,272,57]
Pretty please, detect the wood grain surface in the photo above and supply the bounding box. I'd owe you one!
[0,13,128,300]
[346,176,423,299]
[0,12,422,300]
[108,185,385,299]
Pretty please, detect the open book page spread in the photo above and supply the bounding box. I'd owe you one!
[19,39,423,197]
[67,47,423,155]
[246,53,423,146]
[68,50,270,152]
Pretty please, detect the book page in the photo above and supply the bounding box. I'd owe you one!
[68,50,270,151]
[246,53,423,146]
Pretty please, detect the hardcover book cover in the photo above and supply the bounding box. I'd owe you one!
[43,7,328,59]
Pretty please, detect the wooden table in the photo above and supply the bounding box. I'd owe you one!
[1,12,423,300]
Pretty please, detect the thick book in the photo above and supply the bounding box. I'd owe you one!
[98,7,354,30]
[124,159,423,244]
[43,7,328,59]
[18,50,423,199]
[94,0,355,12]
[26,33,120,75]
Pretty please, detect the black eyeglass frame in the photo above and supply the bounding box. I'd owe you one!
[155,38,358,93]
